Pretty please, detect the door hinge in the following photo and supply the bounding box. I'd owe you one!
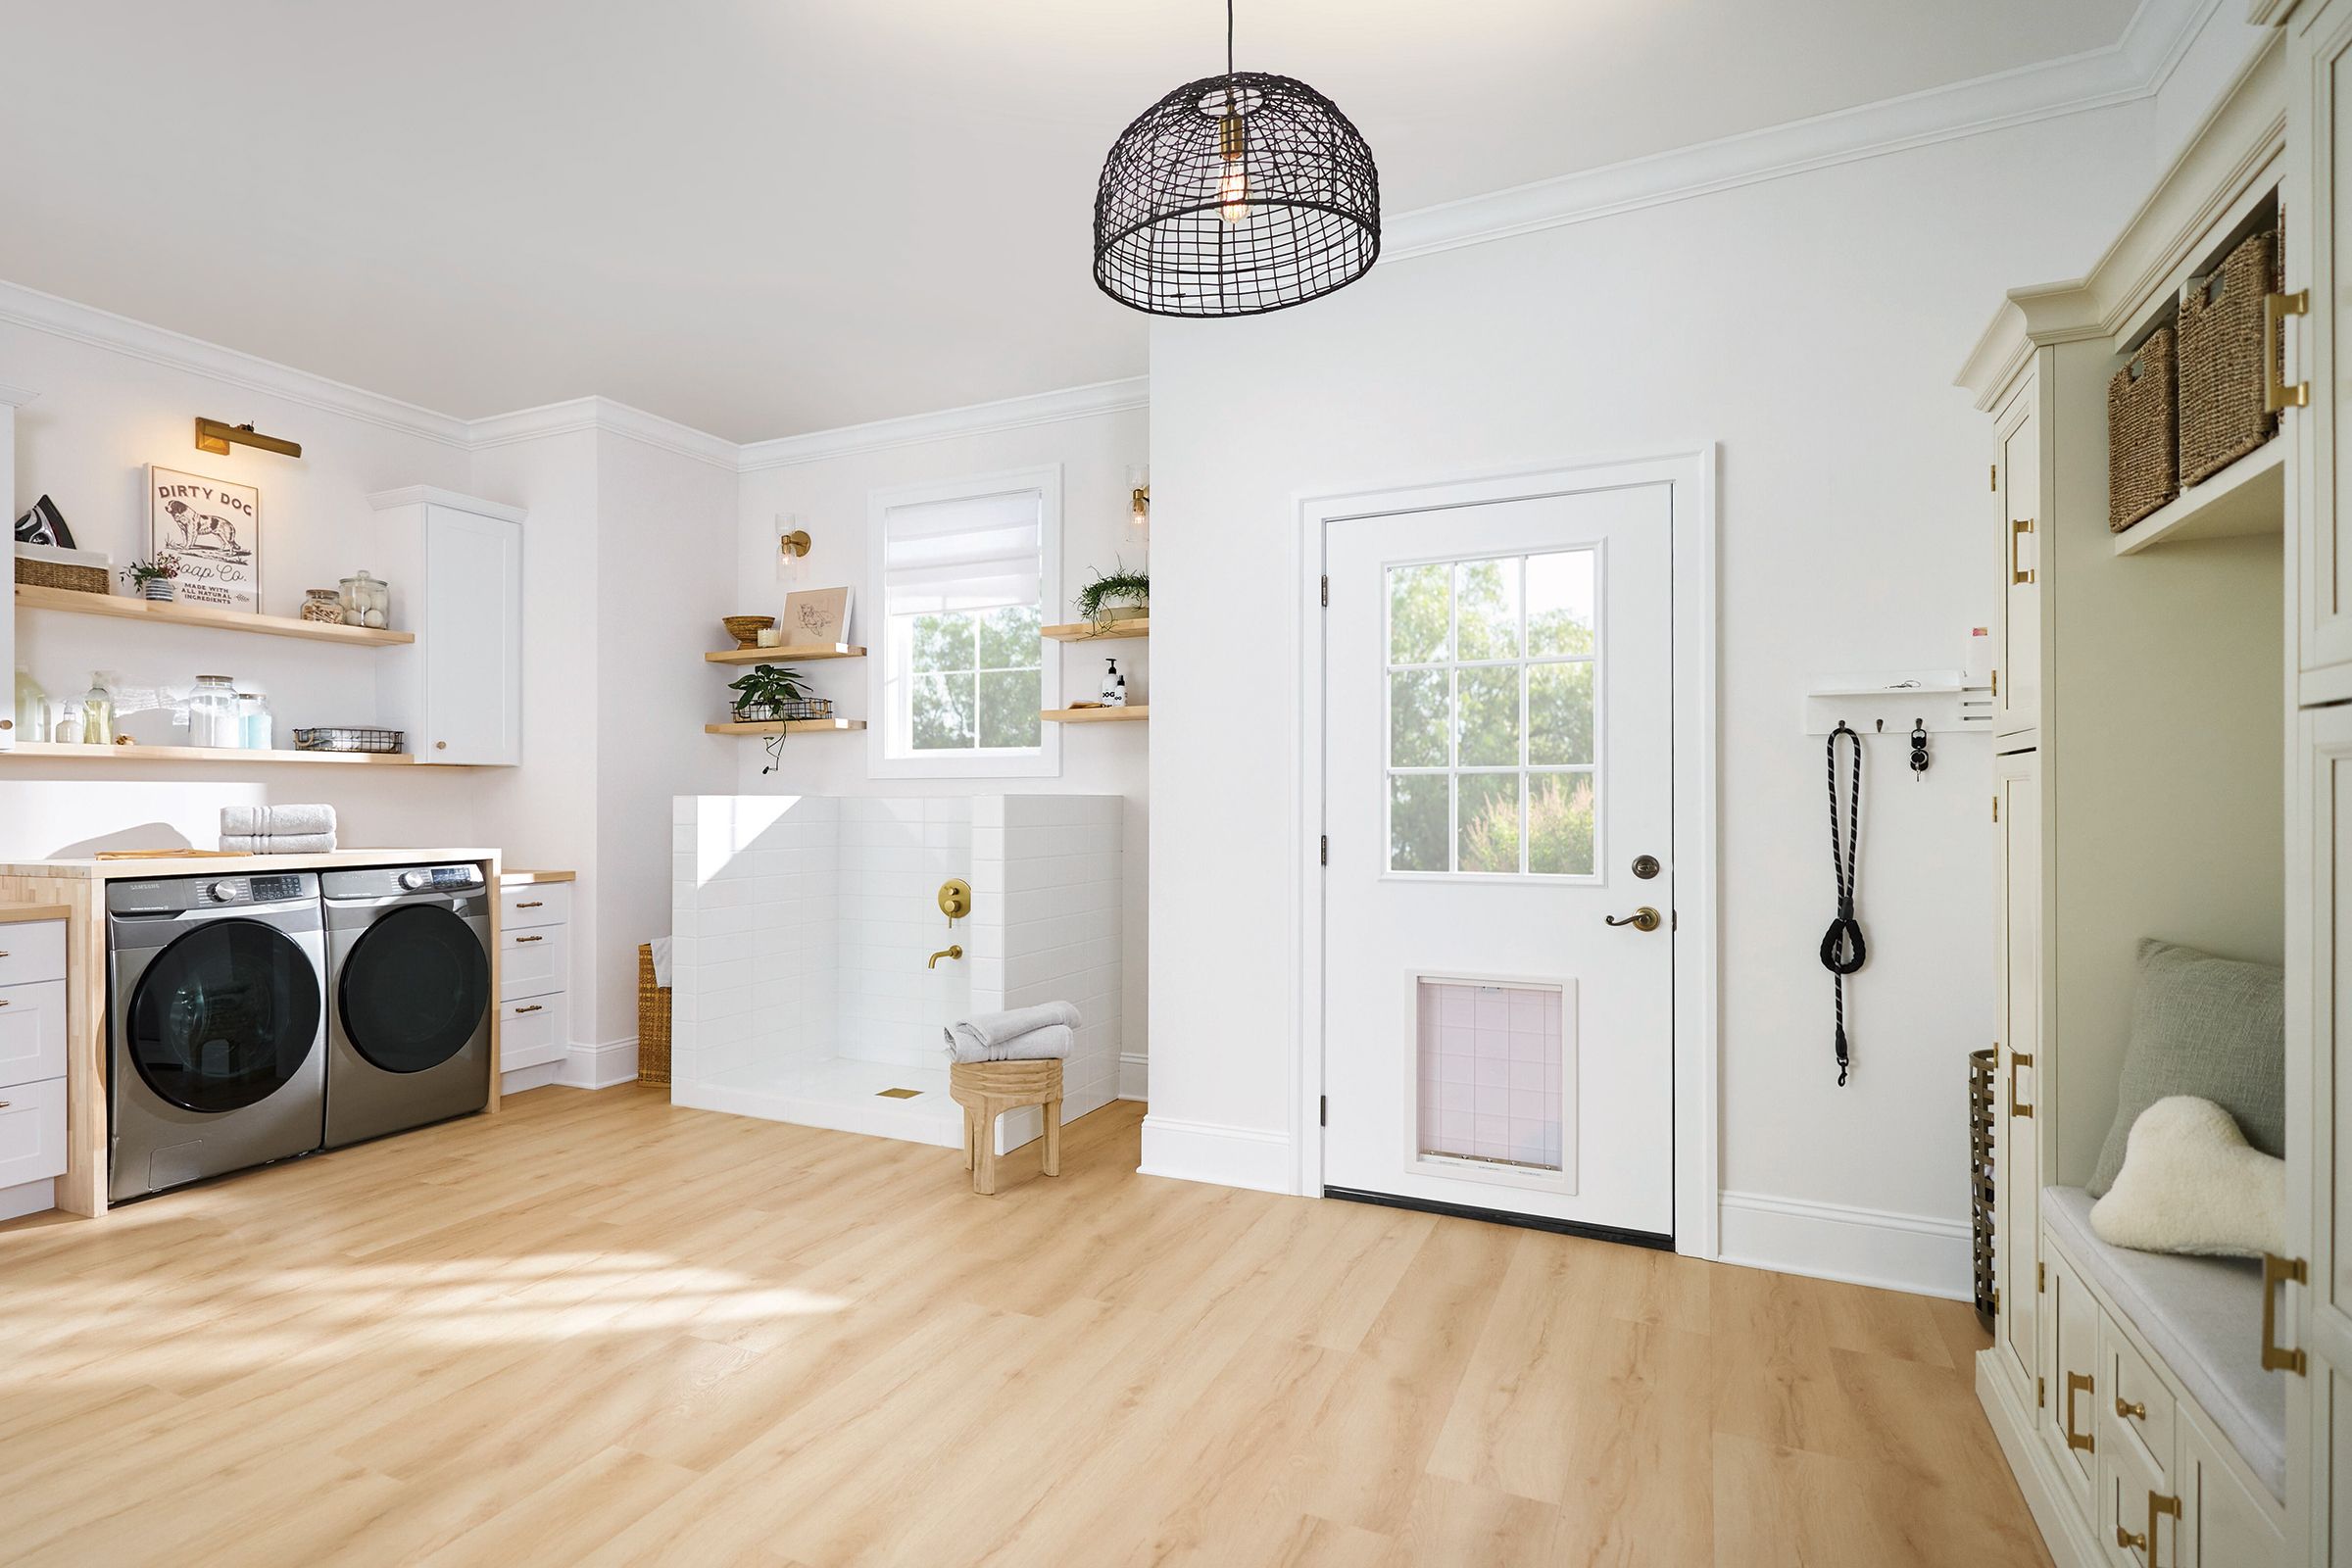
[1992,795,1999,824]
[1989,463,1998,493]
[2036,1375,2045,1409]
[1320,574,1329,608]
[1319,835,1328,865]
[2037,1262,2045,1293]
[1319,1095,1327,1127]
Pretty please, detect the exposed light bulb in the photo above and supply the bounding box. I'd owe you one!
[1219,164,1249,224]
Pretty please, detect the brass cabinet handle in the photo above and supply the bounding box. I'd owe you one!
[0,1101,10,1109]
[1602,906,1661,932]
[2061,1370,2095,1452]
[2114,1394,2146,1421]
[2010,517,2036,585]
[436,741,448,751]
[2263,1253,2309,1374]
[513,1004,543,1014]
[0,717,12,731]
[2007,1051,2034,1119]
[2265,290,2310,413]
[0,999,10,1008]
[2121,1492,2180,1567]
[513,934,543,944]
[514,901,543,908]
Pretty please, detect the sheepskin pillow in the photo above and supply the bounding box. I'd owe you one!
[2087,939,2285,1198]
[2089,1096,2285,1259]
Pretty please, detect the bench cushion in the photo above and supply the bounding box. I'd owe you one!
[2043,1186,2282,1501]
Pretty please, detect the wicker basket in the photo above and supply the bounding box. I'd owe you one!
[13,545,109,596]
[2108,324,2180,532]
[2178,226,2279,486]
[1970,1047,1998,1332]
[638,943,672,1086]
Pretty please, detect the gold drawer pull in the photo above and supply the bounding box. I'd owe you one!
[2061,1370,2094,1452]
[514,901,544,908]
[0,1000,10,1008]
[2265,290,2310,413]
[2121,1492,2180,1566]
[0,1101,10,1109]
[2010,517,2035,585]
[513,1004,543,1014]
[2114,1394,2146,1421]
[2007,1051,2034,1119]
[2263,1253,2308,1374]
[514,935,543,945]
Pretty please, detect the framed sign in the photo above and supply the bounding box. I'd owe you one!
[784,586,855,645]
[150,466,259,612]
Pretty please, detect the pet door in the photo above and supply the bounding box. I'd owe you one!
[1414,977,1565,1173]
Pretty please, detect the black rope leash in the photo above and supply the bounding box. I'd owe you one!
[1821,721,1866,1086]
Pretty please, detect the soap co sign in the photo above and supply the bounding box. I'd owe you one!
[149,466,259,612]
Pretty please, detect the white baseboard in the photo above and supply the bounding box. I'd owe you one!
[1138,1115,1294,1195]
[1716,1190,1972,1300]
[560,1037,639,1091]
[1117,1051,1148,1102]
[501,1059,564,1095]
[1978,1349,2100,1568]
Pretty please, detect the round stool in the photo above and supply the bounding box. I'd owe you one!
[948,1058,1063,1196]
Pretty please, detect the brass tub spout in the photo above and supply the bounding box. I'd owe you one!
[928,945,964,969]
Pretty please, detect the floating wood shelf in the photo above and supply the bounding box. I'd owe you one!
[1042,617,1149,642]
[2112,439,2284,557]
[703,719,868,735]
[1041,705,1149,724]
[15,584,416,646]
[5,741,420,765]
[704,643,866,664]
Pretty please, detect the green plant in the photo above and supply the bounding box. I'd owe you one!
[122,555,179,586]
[1076,564,1150,623]
[726,664,812,717]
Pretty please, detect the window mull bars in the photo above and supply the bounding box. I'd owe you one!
[1092,0,1380,318]
[1821,721,1867,1086]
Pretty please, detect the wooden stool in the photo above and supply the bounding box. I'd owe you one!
[948,1057,1063,1196]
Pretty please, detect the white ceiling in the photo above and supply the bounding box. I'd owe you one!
[0,0,2139,442]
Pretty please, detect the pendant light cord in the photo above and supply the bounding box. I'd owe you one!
[1821,721,1866,1086]
[1227,0,1235,76]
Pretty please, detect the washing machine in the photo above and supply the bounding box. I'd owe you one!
[108,871,327,1202]
[321,862,493,1148]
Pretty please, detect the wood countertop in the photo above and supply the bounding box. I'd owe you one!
[499,869,575,886]
[0,903,69,924]
[0,848,502,881]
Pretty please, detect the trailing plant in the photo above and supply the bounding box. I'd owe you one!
[122,555,179,586]
[726,663,813,717]
[1076,564,1150,626]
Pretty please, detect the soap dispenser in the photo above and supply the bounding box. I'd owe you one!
[1102,658,1126,708]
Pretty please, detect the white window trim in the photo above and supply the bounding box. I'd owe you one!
[866,465,1064,780]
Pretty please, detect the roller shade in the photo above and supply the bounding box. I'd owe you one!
[883,488,1042,615]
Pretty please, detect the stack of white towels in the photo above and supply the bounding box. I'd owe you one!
[220,804,338,855]
[943,1002,1079,1064]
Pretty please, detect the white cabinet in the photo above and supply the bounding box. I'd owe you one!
[2045,1246,2100,1522]
[495,879,572,1077]
[1994,375,2044,738]
[2289,0,2352,701]
[367,487,524,766]
[1996,748,2044,1410]
[2295,704,2352,1564]
[0,915,68,1219]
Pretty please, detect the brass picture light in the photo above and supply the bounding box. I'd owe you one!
[195,418,302,459]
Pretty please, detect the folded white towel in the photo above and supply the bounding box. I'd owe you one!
[945,1002,1081,1060]
[650,936,673,989]
[943,1022,1074,1064]
[220,805,337,838]
[220,832,338,855]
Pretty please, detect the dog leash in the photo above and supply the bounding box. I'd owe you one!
[1821,721,1866,1086]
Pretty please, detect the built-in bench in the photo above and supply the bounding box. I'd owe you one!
[2042,1186,2282,1502]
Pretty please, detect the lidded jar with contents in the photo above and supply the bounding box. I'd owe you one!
[340,570,390,630]
[188,675,241,749]
[301,588,344,624]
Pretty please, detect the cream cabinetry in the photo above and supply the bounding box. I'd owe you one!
[1994,378,2044,739]
[1996,747,2044,1413]
[2289,0,2352,703]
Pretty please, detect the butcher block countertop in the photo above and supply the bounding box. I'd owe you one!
[0,903,69,925]
[0,848,502,881]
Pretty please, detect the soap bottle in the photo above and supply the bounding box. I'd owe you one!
[13,664,46,743]
[51,700,82,747]
[81,671,115,745]
[1102,658,1126,708]
[240,692,272,752]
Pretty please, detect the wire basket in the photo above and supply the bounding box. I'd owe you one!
[732,698,834,724]
[291,726,405,755]
[1969,1047,1998,1332]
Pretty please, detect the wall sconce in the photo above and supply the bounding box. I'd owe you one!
[195,417,302,459]
[776,516,812,583]
[1128,466,1151,531]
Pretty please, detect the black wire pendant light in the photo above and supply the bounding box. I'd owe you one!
[1094,0,1380,318]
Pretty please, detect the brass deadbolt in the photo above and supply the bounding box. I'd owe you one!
[1632,855,1660,879]
[939,879,971,923]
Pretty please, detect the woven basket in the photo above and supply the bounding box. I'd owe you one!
[1969,1048,1997,1332]
[2108,324,2180,532]
[638,943,672,1086]
[13,553,108,595]
[2179,226,2279,486]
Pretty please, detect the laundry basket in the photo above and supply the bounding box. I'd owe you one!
[1970,1047,1998,1332]
[2178,225,2280,486]
[2108,324,2179,532]
[638,943,672,1086]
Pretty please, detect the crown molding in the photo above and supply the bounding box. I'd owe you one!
[468,395,740,470]
[366,485,528,524]
[1384,0,2228,264]
[0,380,37,409]
[735,376,1150,472]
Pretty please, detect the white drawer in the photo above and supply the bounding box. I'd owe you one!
[0,980,68,1089]
[0,920,66,988]
[499,924,569,1002]
[500,883,570,931]
[499,991,568,1071]
[0,1076,66,1189]
[2103,1314,2177,1487]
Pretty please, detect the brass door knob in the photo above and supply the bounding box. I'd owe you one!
[436,740,448,751]
[1603,906,1662,932]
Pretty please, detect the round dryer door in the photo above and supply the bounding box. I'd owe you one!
[126,919,323,1113]
[339,906,491,1073]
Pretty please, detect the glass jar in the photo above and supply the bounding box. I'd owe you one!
[301,588,344,624]
[14,665,46,744]
[341,570,390,629]
[188,675,240,749]
[81,672,115,746]
[239,692,272,752]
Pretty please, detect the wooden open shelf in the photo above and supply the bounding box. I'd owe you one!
[2112,438,2284,557]
[15,584,416,646]
[5,741,419,765]
[704,643,865,664]
[1042,705,1148,724]
[1042,617,1149,642]
[704,718,868,735]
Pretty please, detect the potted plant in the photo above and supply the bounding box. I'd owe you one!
[726,663,820,723]
[122,555,180,603]
[1076,564,1150,630]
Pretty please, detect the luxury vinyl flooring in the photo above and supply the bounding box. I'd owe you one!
[0,1086,2047,1567]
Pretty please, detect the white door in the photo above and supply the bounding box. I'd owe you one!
[1320,482,1675,1239]
[420,505,521,765]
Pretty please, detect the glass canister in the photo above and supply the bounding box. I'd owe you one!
[188,675,240,749]
[14,665,46,743]
[341,570,390,630]
[239,692,272,752]
[301,588,344,624]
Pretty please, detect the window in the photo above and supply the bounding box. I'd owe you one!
[1386,549,1597,876]
[870,468,1062,777]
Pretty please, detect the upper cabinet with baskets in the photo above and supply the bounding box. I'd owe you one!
[2286,0,2352,702]
[365,488,524,766]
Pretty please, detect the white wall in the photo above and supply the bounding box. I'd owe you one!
[1144,98,2183,1293]
[733,406,1151,1086]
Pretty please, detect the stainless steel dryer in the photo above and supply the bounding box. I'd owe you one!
[321,862,493,1148]
[107,871,327,1202]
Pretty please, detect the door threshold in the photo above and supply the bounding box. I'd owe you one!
[1323,1186,1673,1251]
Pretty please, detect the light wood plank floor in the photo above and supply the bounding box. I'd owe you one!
[0,1086,2049,1567]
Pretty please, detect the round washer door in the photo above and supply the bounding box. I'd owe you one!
[126,918,323,1113]
[339,905,491,1074]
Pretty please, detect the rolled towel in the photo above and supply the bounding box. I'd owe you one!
[945,1002,1081,1060]
[222,804,337,838]
[943,1023,1074,1064]
[220,832,338,856]
[650,936,674,989]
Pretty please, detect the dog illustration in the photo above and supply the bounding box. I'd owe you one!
[162,498,244,559]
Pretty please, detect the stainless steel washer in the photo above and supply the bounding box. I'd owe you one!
[107,871,326,1202]
[322,863,492,1148]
